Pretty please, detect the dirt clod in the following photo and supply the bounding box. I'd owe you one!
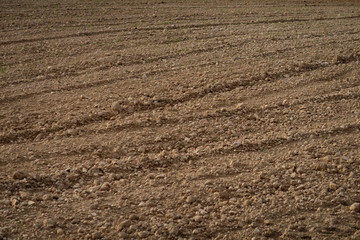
[12,171,27,180]
[186,196,197,204]
[349,203,360,213]
[111,101,123,113]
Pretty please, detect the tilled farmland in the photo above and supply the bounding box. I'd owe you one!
[1,0,360,239]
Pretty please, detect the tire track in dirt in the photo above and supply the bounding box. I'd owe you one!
[252,15,360,25]
[2,30,359,89]
[81,66,358,142]
[3,24,358,69]
[0,9,343,34]
[1,15,359,46]
[0,31,255,87]
[126,122,360,172]
[105,54,357,115]
[1,122,359,193]
[0,61,217,104]
[0,56,358,145]
[3,88,360,163]
[0,13,275,33]
[2,38,359,105]
[98,89,360,136]
[1,101,359,171]
[74,90,360,152]
[0,39,250,91]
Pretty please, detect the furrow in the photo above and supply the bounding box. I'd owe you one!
[1,14,359,45]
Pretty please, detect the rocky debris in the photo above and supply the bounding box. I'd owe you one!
[137,231,149,238]
[99,182,111,191]
[56,228,64,235]
[91,231,103,239]
[10,198,18,207]
[349,203,360,213]
[186,195,197,204]
[19,191,30,200]
[118,232,127,238]
[12,171,28,180]
[116,220,131,231]
[193,215,202,222]
[43,219,56,228]
[111,101,123,112]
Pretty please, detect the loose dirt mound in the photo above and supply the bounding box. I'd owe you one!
[1,0,359,239]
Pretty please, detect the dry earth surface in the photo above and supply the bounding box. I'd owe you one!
[1,0,360,239]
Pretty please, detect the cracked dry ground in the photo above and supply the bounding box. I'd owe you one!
[1,0,360,239]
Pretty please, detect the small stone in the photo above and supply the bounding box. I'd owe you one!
[28,201,35,206]
[127,225,136,233]
[92,231,102,239]
[193,215,202,222]
[263,229,280,237]
[137,231,149,238]
[118,232,127,238]
[204,180,213,185]
[334,55,346,64]
[43,219,56,228]
[117,220,131,230]
[138,146,146,153]
[325,217,338,226]
[243,199,250,206]
[155,174,165,179]
[90,203,99,210]
[56,228,64,235]
[230,160,241,168]
[328,182,338,191]
[108,173,116,181]
[19,191,30,199]
[259,172,266,179]
[253,113,261,120]
[168,225,179,235]
[186,196,196,204]
[313,162,328,171]
[217,191,231,200]
[42,194,52,201]
[129,214,139,221]
[111,101,123,112]
[264,219,271,225]
[147,173,155,179]
[34,222,42,229]
[235,103,244,109]
[349,203,360,212]
[112,147,125,157]
[100,182,111,191]
[10,198,18,207]
[12,171,27,180]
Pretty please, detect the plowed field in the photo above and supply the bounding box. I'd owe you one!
[1,0,360,239]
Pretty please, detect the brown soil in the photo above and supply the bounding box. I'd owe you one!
[1,0,360,239]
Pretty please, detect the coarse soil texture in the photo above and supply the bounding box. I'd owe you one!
[1,0,360,239]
